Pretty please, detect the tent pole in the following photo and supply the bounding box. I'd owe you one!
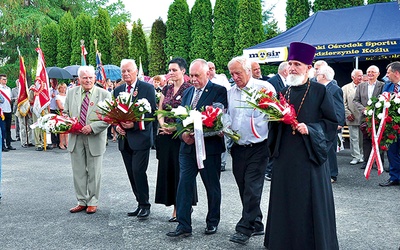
[355,57,359,69]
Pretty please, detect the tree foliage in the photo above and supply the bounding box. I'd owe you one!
[234,0,264,56]
[149,18,168,76]
[368,0,391,3]
[189,0,213,62]
[111,22,130,66]
[56,12,74,68]
[261,1,280,40]
[70,13,92,65]
[286,0,310,30]
[130,20,149,75]
[89,8,111,65]
[165,0,191,61]
[313,0,363,12]
[213,0,238,75]
[41,22,59,67]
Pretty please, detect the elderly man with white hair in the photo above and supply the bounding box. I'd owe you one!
[316,65,345,183]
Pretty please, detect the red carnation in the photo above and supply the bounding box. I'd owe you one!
[397,130,400,134]
[388,134,396,140]
[393,124,400,130]
[386,116,393,123]
[380,145,388,151]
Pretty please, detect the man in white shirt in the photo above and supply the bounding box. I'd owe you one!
[0,74,16,151]
[207,62,231,90]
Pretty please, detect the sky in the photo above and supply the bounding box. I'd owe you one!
[116,0,287,31]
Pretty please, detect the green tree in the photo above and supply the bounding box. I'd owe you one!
[70,13,92,65]
[213,0,238,75]
[111,22,130,66]
[261,1,280,40]
[286,0,310,30]
[149,18,168,76]
[165,0,191,61]
[130,20,149,75]
[41,22,59,67]
[56,12,74,68]
[89,8,111,65]
[189,0,213,62]
[368,0,391,3]
[234,0,264,56]
[313,0,363,12]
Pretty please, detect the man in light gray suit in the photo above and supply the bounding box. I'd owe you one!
[64,66,111,214]
[353,65,384,169]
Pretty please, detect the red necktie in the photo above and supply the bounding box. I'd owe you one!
[127,85,132,93]
[80,91,89,126]
[395,84,399,93]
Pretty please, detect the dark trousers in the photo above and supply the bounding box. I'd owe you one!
[387,139,400,181]
[328,136,338,180]
[176,153,221,232]
[121,143,151,209]
[231,141,268,236]
[4,112,12,147]
[0,118,5,148]
[50,109,59,145]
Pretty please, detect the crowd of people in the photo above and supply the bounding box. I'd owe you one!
[1,41,400,249]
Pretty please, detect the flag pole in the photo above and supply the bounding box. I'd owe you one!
[17,46,29,145]
[37,38,48,151]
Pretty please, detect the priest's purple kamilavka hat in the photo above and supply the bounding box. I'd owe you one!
[288,42,316,65]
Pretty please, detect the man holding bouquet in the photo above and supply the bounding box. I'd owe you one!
[64,66,111,214]
[166,59,227,237]
[114,59,156,220]
[227,56,275,245]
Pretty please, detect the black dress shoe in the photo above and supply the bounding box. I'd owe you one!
[2,147,9,152]
[127,207,141,216]
[204,225,218,235]
[168,217,178,222]
[379,179,400,187]
[137,208,150,220]
[7,146,16,150]
[166,229,192,238]
[35,147,43,151]
[229,232,250,245]
[251,228,265,236]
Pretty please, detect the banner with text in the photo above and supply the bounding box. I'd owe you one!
[243,47,288,63]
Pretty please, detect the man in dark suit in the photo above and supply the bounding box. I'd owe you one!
[353,65,385,170]
[251,62,269,81]
[316,65,345,183]
[115,59,156,220]
[268,62,288,92]
[167,59,228,237]
[379,62,400,187]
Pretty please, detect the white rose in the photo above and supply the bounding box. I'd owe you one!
[375,102,382,108]
[172,106,188,116]
[384,102,391,108]
[367,99,372,106]
[368,110,374,116]
[394,98,400,104]
[364,109,368,115]
[377,113,383,120]
[398,108,400,114]
[378,96,386,102]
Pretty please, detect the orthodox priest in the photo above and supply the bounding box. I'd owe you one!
[264,42,339,250]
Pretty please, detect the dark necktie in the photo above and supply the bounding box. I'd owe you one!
[192,89,201,108]
[80,91,89,126]
[127,84,132,93]
[395,84,399,93]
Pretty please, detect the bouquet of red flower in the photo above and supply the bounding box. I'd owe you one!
[364,92,400,151]
[244,88,298,127]
[30,113,83,134]
[156,103,240,142]
[96,92,154,128]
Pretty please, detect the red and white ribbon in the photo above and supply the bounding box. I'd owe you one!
[364,108,387,179]
[138,114,145,130]
[250,109,261,139]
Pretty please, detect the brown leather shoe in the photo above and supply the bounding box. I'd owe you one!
[70,205,87,213]
[86,206,97,214]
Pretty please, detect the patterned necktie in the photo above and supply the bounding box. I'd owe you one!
[395,84,399,93]
[192,89,201,108]
[80,91,89,126]
[127,84,132,93]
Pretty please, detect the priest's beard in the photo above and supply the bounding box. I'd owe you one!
[287,73,307,86]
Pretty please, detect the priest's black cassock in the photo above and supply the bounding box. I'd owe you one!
[264,80,339,250]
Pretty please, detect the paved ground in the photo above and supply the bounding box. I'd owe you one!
[1,135,400,250]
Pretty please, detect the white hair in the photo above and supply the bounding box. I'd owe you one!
[227,56,251,76]
[318,65,335,81]
[78,65,95,77]
[121,59,137,70]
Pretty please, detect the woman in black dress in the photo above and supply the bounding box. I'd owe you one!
[155,58,196,222]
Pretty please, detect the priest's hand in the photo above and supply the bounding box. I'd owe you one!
[182,132,195,145]
[296,123,309,135]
